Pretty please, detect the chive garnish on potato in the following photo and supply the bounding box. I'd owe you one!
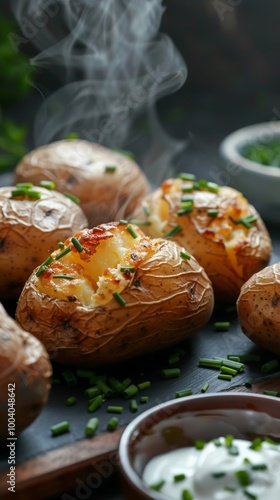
[112,292,126,306]
[163,225,183,238]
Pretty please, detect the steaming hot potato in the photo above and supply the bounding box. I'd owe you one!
[14,140,150,227]
[132,175,272,302]
[0,302,52,440]
[0,184,88,300]
[237,263,280,356]
[16,222,214,367]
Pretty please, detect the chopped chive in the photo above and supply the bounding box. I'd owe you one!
[230,354,261,363]
[214,321,230,332]
[231,214,258,228]
[108,377,123,394]
[218,374,232,381]
[88,395,103,413]
[57,241,65,248]
[168,353,180,365]
[228,445,239,456]
[149,479,165,491]
[65,132,79,140]
[51,378,61,385]
[84,386,101,400]
[25,189,41,199]
[251,463,267,470]
[207,209,218,217]
[50,420,70,437]
[120,266,135,273]
[261,359,279,373]
[11,188,29,197]
[143,205,150,217]
[199,358,222,369]
[107,417,119,432]
[128,219,151,226]
[227,355,241,362]
[201,382,209,393]
[161,368,181,379]
[62,370,77,387]
[123,384,139,399]
[244,380,253,388]
[213,357,245,372]
[121,378,132,391]
[180,250,191,260]
[53,274,75,280]
[173,473,186,482]
[40,180,56,190]
[182,490,193,500]
[220,366,238,376]
[175,388,192,398]
[163,225,183,238]
[212,472,226,478]
[119,219,128,224]
[36,255,54,276]
[85,417,99,437]
[96,379,113,397]
[76,368,95,381]
[180,195,194,203]
[140,396,149,403]
[224,486,236,492]
[55,247,71,260]
[107,406,123,414]
[250,438,263,451]
[64,192,80,204]
[244,490,257,499]
[181,185,194,193]
[176,172,196,181]
[244,457,251,465]
[71,237,84,252]
[137,381,151,391]
[235,469,252,486]
[129,399,138,413]
[16,182,33,189]
[177,207,193,216]
[206,181,219,193]
[126,225,138,239]
[213,438,222,447]
[225,435,234,447]
[105,165,117,172]
[263,389,280,397]
[112,292,126,307]
[66,396,77,406]
[195,439,205,450]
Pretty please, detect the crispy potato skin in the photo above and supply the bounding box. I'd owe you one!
[0,186,88,300]
[14,140,150,227]
[133,180,272,302]
[0,303,52,440]
[16,224,214,367]
[237,263,280,356]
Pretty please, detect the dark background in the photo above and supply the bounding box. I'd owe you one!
[1,1,280,499]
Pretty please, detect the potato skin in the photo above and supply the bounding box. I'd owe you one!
[133,180,272,302]
[0,303,52,440]
[237,263,280,356]
[0,186,88,300]
[16,225,214,367]
[14,140,150,227]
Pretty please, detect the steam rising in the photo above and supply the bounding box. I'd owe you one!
[12,0,187,183]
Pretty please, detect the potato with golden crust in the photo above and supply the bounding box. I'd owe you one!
[13,140,150,227]
[132,175,272,303]
[237,263,280,356]
[0,184,88,300]
[16,222,214,367]
[0,302,52,440]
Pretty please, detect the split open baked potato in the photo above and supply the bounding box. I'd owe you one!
[14,140,150,227]
[0,302,52,440]
[16,222,214,367]
[132,175,272,302]
[0,184,87,300]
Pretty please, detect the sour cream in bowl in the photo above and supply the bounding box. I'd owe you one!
[118,393,280,500]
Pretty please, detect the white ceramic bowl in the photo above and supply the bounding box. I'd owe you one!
[219,122,280,225]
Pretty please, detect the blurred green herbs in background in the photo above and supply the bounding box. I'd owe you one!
[0,15,32,171]
[242,138,280,168]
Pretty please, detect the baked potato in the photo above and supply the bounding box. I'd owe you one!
[0,184,88,300]
[132,175,272,302]
[0,302,52,441]
[15,222,214,367]
[237,262,280,356]
[13,140,150,227]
